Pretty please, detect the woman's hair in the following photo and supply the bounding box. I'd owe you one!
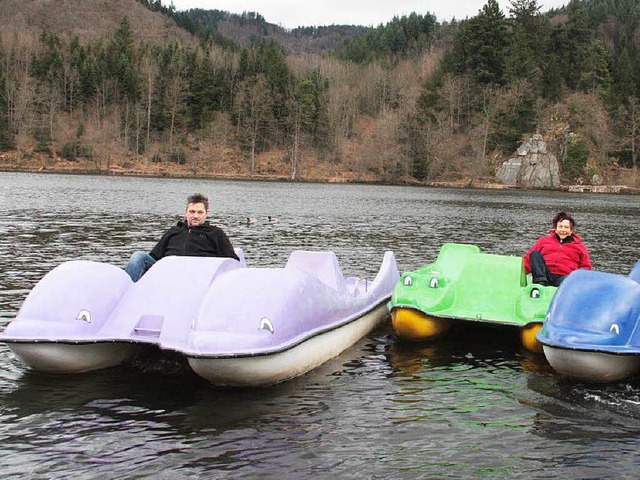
[187,193,209,211]
[553,211,575,228]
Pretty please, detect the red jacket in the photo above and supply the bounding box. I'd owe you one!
[524,230,592,276]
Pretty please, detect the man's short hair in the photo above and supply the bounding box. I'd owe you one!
[187,193,209,211]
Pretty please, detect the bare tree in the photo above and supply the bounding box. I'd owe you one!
[140,55,157,154]
[439,73,475,135]
[235,75,271,175]
[2,32,36,146]
[618,96,639,186]
[565,92,613,175]
[320,59,358,167]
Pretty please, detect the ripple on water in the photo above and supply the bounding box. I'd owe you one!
[1,174,640,478]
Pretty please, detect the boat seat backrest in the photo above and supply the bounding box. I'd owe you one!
[474,254,526,286]
[285,251,346,293]
[629,259,640,284]
[435,243,482,278]
[436,245,526,287]
[454,254,526,313]
[234,247,247,267]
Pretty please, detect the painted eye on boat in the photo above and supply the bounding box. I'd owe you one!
[403,276,413,286]
[610,323,620,335]
[76,309,92,323]
[530,288,540,298]
[429,277,439,288]
[259,317,274,334]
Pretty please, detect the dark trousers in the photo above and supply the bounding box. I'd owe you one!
[530,250,566,287]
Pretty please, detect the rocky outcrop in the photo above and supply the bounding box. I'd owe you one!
[496,134,561,188]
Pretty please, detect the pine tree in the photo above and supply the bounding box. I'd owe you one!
[446,0,509,86]
[505,0,546,89]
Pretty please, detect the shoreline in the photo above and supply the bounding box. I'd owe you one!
[1,164,638,195]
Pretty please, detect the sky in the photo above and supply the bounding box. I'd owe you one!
[169,1,569,29]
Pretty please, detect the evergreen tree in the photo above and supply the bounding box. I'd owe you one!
[608,42,636,108]
[77,52,98,105]
[563,136,590,181]
[577,38,611,94]
[189,52,217,128]
[540,27,565,101]
[258,40,291,125]
[445,0,509,86]
[560,0,599,91]
[109,17,140,103]
[505,0,545,89]
[491,80,537,152]
[31,31,64,87]
[290,70,329,147]
[335,13,436,63]
[150,43,178,132]
[384,22,406,55]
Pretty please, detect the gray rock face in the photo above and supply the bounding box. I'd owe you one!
[495,158,521,186]
[496,134,560,188]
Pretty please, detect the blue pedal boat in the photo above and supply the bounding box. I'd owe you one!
[537,260,640,383]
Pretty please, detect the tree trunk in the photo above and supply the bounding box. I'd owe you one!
[146,71,152,153]
[250,127,256,175]
[291,110,300,180]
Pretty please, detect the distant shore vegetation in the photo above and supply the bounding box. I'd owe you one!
[0,0,638,187]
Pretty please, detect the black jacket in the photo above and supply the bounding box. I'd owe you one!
[150,220,239,261]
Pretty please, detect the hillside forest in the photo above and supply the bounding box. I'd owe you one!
[0,0,638,186]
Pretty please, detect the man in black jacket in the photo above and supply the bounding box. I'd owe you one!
[124,193,239,281]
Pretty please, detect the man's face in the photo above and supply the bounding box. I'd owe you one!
[186,202,208,227]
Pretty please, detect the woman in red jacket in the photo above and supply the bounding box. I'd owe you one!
[523,211,592,287]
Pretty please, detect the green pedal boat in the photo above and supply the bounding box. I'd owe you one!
[388,243,557,352]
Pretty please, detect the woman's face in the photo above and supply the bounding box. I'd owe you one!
[555,219,574,239]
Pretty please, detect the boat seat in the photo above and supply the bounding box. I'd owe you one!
[344,277,370,297]
[285,251,346,293]
[100,256,242,347]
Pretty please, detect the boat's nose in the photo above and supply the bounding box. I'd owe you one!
[391,308,451,341]
[539,324,624,347]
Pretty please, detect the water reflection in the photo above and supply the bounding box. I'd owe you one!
[517,350,554,375]
[522,373,640,479]
[385,341,451,376]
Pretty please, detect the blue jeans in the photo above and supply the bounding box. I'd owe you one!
[124,251,157,282]
[530,250,565,287]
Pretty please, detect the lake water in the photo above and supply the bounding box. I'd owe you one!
[1,172,640,479]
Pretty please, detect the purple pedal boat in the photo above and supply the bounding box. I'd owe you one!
[1,250,399,386]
